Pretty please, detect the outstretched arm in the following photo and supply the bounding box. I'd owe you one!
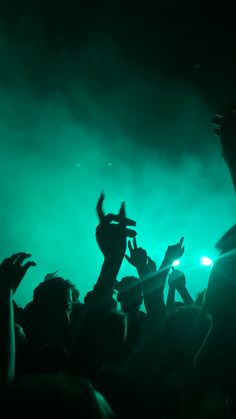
[167,268,193,309]
[90,193,136,311]
[0,253,36,386]
[125,239,154,315]
[145,238,185,319]
[125,237,185,320]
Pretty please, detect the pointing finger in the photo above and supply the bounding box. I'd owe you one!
[119,201,126,218]
[133,237,138,249]
[96,192,105,222]
[125,255,132,263]
[126,228,137,238]
[16,253,32,266]
[179,237,184,246]
[22,261,37,273]
[128,240,133,254]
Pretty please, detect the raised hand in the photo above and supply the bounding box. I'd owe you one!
[212,105,236,149]
[168,268,186,290]
[212,104,236,190]
[96,192,136,261]
[164,237,185,265]
[0,253,36,294]
[125,238,148,269]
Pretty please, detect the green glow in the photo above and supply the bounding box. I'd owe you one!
[172,260,181,267]
[0,40,234,308]
[200,256,213,266]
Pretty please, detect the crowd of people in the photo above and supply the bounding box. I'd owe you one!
[0,105,236,418]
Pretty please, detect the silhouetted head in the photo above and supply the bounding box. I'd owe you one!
[116,276,142,314]
[33,277,76,316]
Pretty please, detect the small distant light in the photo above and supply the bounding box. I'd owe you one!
[107,163,113,167]
[76,163,82,167]
[172,260,180,267]
[200,256,213,266]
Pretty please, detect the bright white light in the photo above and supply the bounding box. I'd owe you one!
[200,256,213,266]
[172,260,180,267]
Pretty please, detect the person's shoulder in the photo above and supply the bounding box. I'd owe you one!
[215,225,236,255]
[210,225,236,279]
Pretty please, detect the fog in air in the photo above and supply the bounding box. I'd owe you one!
[0,3,235,305]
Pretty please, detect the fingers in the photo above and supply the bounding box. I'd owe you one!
[15,253,32,266]
[212,110,224,137]
[216,110,223,118]
[0,252,36,291]
[9,253,35,267]
[179,237,184,246]
[96,191,105,222]
[97,194,136,227]
[125,228,137,238]
[212,105,236,141]
[125,255,132,263]
[178,237,185,255]
[96,197,137,255]
[133,237,138,249]
[212,118,221,126]
[212,113,223,126]
[213,128,221,137]
[15,253,36,270]
[4,252,28,265]
[104,213,120,224]
[97,221,136,237]
[2,253,32,270]
[128,240,133,254]
[118,202,136,227]
[124,218,136,227]
[22,261,37,273]
[102,213,136,227]
[119,201,126,224]
[212,113,222,137]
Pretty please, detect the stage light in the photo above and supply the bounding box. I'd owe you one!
[200,256,213,266]
[172,260,180,267]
